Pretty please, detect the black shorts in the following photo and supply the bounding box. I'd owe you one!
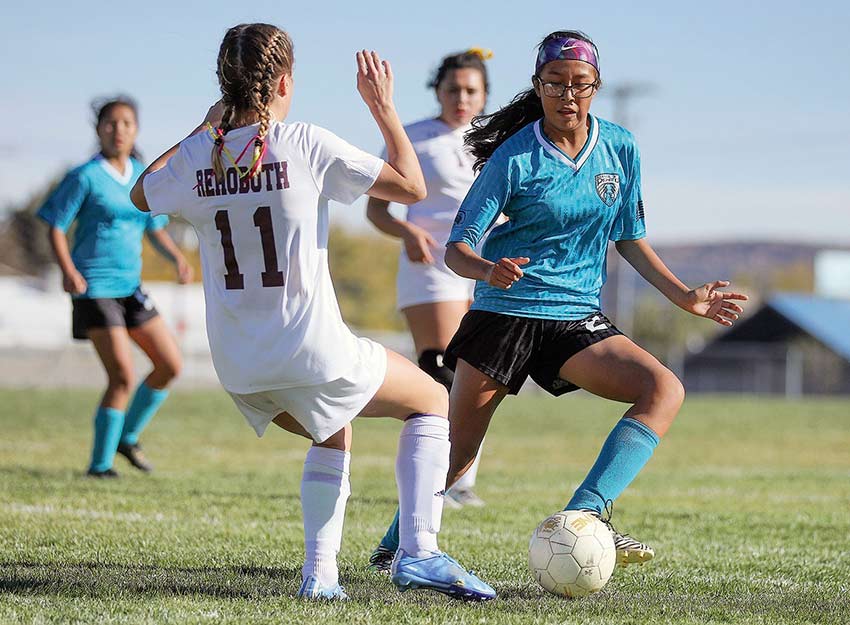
[444,310,623,396]
[71,287,159,340]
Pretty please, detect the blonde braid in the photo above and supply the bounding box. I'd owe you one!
[211,101,236,181]
[211,27,246,182]
[249,30,290,175]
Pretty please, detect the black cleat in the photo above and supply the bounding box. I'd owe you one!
[117,442,153,473]
[367,544,396,574]
[86,468,119,479]
[584,501,655,567]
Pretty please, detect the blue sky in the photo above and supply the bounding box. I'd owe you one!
[2,0,849,243]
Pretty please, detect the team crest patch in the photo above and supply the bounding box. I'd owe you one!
[595,173,620,207]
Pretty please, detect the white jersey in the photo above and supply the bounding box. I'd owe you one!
[394,119,476,245]
[144,122,383,394]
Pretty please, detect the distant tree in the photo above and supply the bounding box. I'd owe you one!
[0,175,63,275]
[328,225,404,331]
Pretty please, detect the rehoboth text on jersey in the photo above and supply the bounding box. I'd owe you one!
[194,161,290,198]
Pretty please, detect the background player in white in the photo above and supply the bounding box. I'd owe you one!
[130,23,495,601]
[365,49,491,574]
[38,96,192,478]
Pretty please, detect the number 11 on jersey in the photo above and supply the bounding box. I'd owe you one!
[214,206,285,290]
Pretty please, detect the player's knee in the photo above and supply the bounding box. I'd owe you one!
[107,365,135,393]
[315,427,349,452]
[420,376,449,417]
[157,355,182,383]
[652,368,685,414]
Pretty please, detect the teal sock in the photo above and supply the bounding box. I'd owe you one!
[565,417,660,514]
[120,382,169,446]
[379,508,400,551]
[90,407,125,472]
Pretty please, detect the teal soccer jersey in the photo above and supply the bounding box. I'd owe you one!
[449,116,646,320]
[38,156,169,299]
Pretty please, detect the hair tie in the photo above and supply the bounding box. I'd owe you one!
[467,47,494,61]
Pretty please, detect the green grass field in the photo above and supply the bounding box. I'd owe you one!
[1,389,848,624]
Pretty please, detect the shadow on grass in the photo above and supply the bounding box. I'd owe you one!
[1,561,302,599]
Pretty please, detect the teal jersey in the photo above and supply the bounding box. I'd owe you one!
[449,116,646,320]
[37,156,169,299]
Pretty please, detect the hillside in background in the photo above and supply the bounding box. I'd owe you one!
[2,177,846,343]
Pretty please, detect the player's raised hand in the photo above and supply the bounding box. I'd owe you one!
[356,50,394,113]
[487,257,530,289]
[402,224,439,264]
[63,269,87,295]
[685,280,748,326]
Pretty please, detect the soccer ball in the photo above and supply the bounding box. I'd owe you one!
[528,510,616,598]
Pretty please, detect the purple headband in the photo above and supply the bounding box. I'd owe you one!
[535,37,599,75]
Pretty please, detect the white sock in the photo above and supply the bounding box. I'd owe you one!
[451,437,484,491]
[300,446,350,586]
[396,414,449,557]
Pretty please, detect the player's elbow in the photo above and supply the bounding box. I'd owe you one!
[444,243,462,272]
[402,179,427,204]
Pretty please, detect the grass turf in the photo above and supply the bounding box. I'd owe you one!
[1,388,848,624]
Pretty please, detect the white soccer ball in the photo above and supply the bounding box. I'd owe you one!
[528,510,616,598]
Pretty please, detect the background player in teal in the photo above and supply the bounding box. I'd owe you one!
[372,30,748,567]
[38,96,193,478]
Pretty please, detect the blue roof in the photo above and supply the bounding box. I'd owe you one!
[768,294,850,361]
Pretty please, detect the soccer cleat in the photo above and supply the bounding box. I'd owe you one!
[442,493,463,510]
[367,544,396,574]
[86,468,119,479]
[582,504,655,567]
[391,549,496,601]
[445,487,485,508]
[296,575,349,600]
[117,442,153,472]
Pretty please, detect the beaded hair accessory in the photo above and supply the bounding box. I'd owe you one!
[206,122,266,179]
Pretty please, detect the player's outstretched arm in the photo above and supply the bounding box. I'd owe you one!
[615,238,748,326]
[356,50,426,205]
[445,242,529,290]
[131,102,224,213]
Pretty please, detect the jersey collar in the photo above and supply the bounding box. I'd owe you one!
[533,115,599,171]
[95,155,134,186]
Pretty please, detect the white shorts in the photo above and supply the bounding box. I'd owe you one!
[228,337,388,443]
[396,250,475,310]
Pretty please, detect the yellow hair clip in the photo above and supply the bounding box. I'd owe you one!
[467,47,494,61]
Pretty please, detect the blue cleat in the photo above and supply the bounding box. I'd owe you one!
[391,549,496,601]
[296,575,349,601]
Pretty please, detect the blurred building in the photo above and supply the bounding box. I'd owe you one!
[683,294,850,395]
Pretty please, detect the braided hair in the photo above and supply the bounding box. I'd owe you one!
[212,23,294,181]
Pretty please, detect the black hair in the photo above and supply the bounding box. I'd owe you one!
[465,30,598,172]
[429,50,489,93]
[91,95,142,161]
